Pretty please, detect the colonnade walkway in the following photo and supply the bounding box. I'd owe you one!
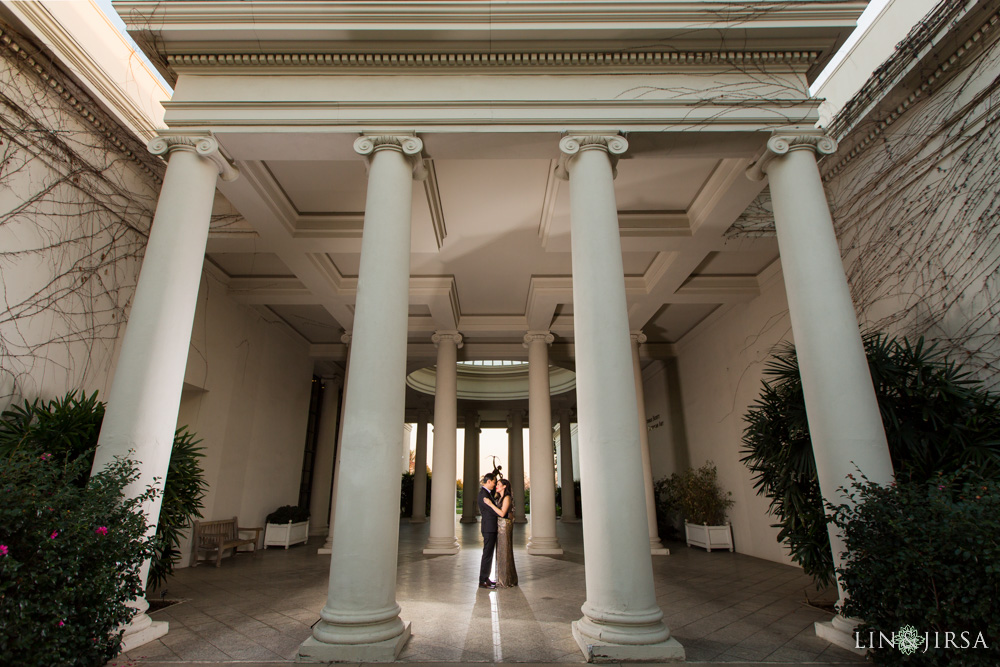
[111,520,864,666]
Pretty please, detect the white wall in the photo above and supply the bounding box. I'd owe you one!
[0,54,154,408]
[660,265,793,564]
[175,269,313,567]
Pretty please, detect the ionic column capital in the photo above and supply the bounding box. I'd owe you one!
[746,127,838,181]
[523,330,555,348]
[630,331,647,345]
[148,134,238,182]
[341,332,352,346]
[555,133,629,181]
[431,330,464,349]
[354,133,427,180]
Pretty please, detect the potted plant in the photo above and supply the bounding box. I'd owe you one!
[264,505,310,549]
[675,462,735,552]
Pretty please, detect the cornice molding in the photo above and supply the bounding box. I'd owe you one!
[3,2,165,140]
[821,6,1000,182]
[0,23,163,181]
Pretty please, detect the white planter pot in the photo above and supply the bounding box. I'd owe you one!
[264,519,310,549]
[685,521,733,552]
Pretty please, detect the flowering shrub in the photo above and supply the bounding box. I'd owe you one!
[830,470,1000,665]
[0,451,158,666]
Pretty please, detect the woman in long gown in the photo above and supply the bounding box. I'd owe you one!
[483,478,518,587]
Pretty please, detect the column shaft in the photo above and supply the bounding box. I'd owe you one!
[460,410,479,523]
[558,409,578,523]
[411,409,429,523]
[632,334,669,554]
[756,130,894,603]
[319,334,350,555]
[525,332,562,554]
[559,135,681,660]
[424,331,462,554]
[508,410,527,524]
[300,136,422,662]
[91,136,235,652]
[310,376,343,536]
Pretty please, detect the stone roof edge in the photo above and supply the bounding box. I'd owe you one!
[821,0,1000,181]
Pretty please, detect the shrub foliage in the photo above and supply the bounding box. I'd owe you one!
[0,391,207,589]
[0,452,157,666]
[741,333,1000,588]
[831,471,1000,665]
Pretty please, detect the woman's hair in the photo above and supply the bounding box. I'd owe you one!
[497,478,512,498]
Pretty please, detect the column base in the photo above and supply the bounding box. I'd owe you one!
[122,618,169,653]
[815,615,865,656]
[297,622,410,663]
[423,537,460,555]
[561,516,581,523]
[572,621,684,663]
[526,537,563,555]
[409,515,427,524]
[514,517,528,524]
[317,535,334,555]
[651,538,670,555]
[459,516,478,524]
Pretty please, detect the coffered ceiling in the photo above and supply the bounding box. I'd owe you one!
[204,132,779,359]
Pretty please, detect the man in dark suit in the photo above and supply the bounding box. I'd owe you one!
[477,472,499,588]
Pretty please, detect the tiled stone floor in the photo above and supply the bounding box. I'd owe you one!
[110,519,864,665]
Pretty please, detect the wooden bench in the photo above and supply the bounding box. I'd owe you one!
[191,517,263,567]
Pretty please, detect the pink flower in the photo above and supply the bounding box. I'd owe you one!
[40,453,52,461]
[95,526,108,536]
[938,485,945,490]
[49,530,58,539]
[58,620,65,627]
[0,545,8,556]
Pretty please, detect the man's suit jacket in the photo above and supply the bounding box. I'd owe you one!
[478,486,498,534]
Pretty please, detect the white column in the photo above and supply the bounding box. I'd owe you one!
[401,423,413,473]
[508,409,527,524]
[299,134,424,663]
[558,134,683,661]
[460,409,480,524]
[411,407,430,523]
[318,333,351,555]
[631,332,669,555]
[89,135,236,652]
[557,408,578,523]
[424,331,462,554]
[310,373,343,536]
[524,331,563,555]
[748,127,894,648]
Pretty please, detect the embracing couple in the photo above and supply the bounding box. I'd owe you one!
[477,472,518,589]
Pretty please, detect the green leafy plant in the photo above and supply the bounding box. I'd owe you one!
[671,462,734,525]
[0,391,207,590]
[399,471,432,517]
[831,470,1000,666]
[0,451,158,666]
[741,333,1000,588]
[266,505,310,524]
[653,474,682,539]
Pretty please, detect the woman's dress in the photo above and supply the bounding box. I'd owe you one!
[495,497,518,588]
